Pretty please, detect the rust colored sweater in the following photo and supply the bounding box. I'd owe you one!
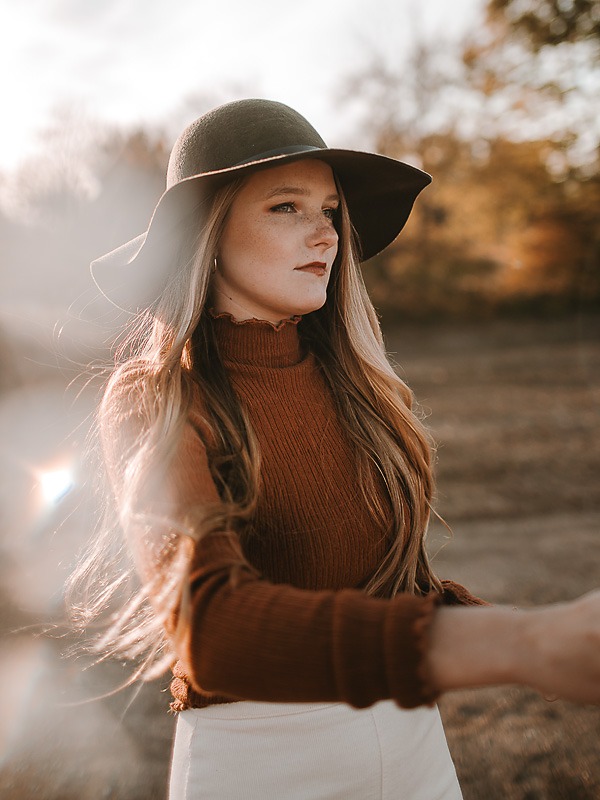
[114,312,484,712]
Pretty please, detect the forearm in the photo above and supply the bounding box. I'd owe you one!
[426,592,600,704]
[426,604,524,693]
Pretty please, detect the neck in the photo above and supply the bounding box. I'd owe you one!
[207,309,304,368]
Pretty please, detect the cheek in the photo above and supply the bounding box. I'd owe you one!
[222,214,262,259]
[223,218,291,273]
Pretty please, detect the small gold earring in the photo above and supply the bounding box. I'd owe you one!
[212,257,218,275]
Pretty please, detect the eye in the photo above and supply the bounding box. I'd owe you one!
[323,207,339,221]
[270,202,296,213]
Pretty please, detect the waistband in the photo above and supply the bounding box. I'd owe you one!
[183,700,349,720]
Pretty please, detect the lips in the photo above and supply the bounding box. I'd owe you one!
[295,261,327,276]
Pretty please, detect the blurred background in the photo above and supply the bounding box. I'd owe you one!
[0,1,598,798]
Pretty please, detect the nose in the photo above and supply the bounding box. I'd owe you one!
[306,213,338,252]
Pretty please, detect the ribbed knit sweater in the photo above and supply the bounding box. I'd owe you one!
[107,311,484,713]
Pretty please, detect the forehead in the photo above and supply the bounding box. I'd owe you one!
[240,159,337,197]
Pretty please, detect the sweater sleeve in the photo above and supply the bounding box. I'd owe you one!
[103,383,456,711]
[155,414,450,710]
[181,530,441,709]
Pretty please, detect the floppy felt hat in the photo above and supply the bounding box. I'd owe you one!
[91,98,431,313]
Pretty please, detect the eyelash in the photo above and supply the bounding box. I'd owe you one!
[271,202,338,220]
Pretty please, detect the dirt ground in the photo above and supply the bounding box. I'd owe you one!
[1,314,599,799]
[386,313,600,800]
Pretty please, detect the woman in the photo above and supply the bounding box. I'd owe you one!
[72,99,600,799]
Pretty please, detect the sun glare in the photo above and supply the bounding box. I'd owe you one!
[39,468,73,504]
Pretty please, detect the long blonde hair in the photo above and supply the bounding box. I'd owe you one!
[66,167,441,681]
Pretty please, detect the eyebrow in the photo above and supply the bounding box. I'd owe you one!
[264,185,340,203]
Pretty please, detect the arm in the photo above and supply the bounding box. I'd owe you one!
[170,417,440,708]
[181,528,440,708]
[101,381,444,708]
[103,376,600,708]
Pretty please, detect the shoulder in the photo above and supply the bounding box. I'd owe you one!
[100,363,216,455]
[97,365,151,479]
[102,362,198,424]
[101,362,151,420]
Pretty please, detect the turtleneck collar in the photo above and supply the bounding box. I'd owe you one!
[208,310,304,368]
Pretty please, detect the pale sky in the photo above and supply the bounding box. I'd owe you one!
[0,0,484,173]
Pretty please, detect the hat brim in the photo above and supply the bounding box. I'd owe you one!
[91,148,431,313]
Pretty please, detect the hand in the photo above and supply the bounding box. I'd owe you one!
[517,589,600,705]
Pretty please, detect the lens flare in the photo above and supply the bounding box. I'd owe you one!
[39,468,73,504]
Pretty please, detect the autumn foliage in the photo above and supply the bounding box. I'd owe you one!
[349,0,600,317]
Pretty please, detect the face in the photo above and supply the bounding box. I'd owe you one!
[211,159,339,323]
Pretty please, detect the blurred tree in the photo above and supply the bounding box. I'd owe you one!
[462,0,600,310]
[0,121,169,351]
[463,0,600,175]
[486,0,600,49]
[338,37,495,317]
[340,7,600,317]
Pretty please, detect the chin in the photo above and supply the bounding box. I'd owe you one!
[288,292,328,317]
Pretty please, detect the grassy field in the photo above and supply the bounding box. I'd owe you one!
[1,314,599,799]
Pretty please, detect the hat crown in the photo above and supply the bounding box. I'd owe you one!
[166,99,327,188]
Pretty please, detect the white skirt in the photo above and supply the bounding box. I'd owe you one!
[168,699,462,799]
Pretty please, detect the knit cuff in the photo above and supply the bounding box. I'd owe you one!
[440,579,490,606]
[384,591,442,709]
[170,660,238,713]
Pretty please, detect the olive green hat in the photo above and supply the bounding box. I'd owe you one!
[91,98,431,312]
